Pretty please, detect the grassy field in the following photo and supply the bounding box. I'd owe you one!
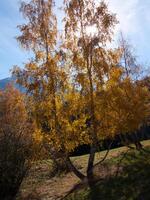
[17,140,150,200]
[66,146,150,200]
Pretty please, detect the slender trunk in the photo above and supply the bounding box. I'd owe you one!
[78,2,97,181]
[133,132,142,150]
[86,52,97,180]
[135,141,142,150]
[42,3,65,173]
[87,146,96,183]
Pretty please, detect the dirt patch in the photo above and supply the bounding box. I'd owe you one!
[17,161,120,200]
[17,140,150,200]
[17,163,79,200]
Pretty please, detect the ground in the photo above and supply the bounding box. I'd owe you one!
[17,140,150,200]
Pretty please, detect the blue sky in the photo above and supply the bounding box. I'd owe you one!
[0,0,150,79]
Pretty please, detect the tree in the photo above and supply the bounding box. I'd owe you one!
[118,32,141,79]
[13,0,69,173]
[63,0,118,182]
[118,33,149,149]
[13,0,150,184]
[13,0,118,182]
[0,85,33,200]
[98,67,149,145]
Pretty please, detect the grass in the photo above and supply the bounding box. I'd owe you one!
[65,145,150,200]
[17,140,150,200]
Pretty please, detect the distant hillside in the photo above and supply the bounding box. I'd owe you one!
[0,77,25,92]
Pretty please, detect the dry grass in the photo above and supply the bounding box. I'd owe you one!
[17,140,150,200]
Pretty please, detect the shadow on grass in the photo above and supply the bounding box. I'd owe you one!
[66,149,150,200]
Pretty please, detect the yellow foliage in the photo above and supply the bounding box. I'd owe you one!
[13,0,150,157]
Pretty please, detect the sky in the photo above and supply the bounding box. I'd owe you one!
[0,0,150,79]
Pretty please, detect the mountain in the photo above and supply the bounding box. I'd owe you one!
[0,77,25,92]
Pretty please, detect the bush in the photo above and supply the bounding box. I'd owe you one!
[0,86,33,200]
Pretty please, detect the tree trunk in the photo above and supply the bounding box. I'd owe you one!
[86,146,96,185]
[85,48,97,184]
[135,141,142,150]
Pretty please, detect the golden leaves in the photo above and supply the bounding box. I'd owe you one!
[13,0,150,155]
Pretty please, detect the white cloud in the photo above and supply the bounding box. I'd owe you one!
[104,0,150,66]
[106,0,140,35]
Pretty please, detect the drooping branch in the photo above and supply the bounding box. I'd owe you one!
[93,141,113,168]
[66,156,86,180]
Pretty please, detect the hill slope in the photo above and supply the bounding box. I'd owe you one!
[17,140,150,200]
[0,77,25,92]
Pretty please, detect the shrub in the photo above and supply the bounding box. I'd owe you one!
[0,86,33,200]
